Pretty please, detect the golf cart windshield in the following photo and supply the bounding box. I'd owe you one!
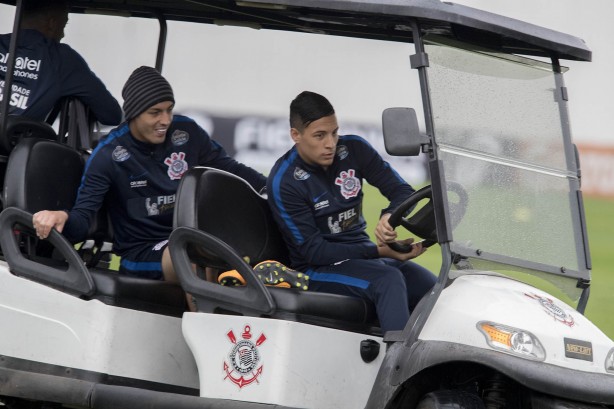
[425,36,590,305]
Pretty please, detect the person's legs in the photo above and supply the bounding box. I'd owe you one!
[119,240,168,280]
[161,246,200,312]
[119,241,196,311]
[161,246,176,281]
[382,259,437,312]
[307,259,410,332]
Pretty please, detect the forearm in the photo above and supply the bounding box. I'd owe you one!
[62,208,94,243]
[298,235,379,266]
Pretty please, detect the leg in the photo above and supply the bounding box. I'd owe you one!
[162,247,220,312]
[384,259,437,311]
[161,246,177,282]
[118,240,167,280]
[308,259,410,332]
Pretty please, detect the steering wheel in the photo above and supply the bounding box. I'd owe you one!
[386,182,468,253]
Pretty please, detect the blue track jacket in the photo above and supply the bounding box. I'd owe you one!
[63,115,266,258]
[267,135,415,271]
[0,29,121,124]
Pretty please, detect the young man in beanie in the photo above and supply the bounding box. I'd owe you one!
[33,66,266,282]
[267,91,436,333]
[0,0,121,124]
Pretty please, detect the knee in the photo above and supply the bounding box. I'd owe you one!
[371,266,407,293]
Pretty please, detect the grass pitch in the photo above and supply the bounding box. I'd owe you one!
[362,183,614,339]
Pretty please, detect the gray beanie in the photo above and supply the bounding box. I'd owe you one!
[122,66,175,121]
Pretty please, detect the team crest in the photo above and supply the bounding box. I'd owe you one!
[112,146,130,162]
[335,169,361,199]
[294,167,310,181]
[164,152,188,180]
[223,325,266,388]
[336,145,349,160]
[171,130,189,146]
[525,293,575,327]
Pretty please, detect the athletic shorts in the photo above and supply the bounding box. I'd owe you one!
[118,239,168,280]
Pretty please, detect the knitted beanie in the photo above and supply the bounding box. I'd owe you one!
[122,66,175,121]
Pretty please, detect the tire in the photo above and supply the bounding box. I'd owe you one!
[416,390,485,409]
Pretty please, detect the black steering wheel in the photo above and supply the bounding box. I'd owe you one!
[386,183,468,253]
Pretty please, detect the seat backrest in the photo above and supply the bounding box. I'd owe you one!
[0,117,58,210]
[3,137,84,212]
[0,115,57,156]
[174,167,290,268]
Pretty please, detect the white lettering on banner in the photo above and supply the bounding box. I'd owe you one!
[235,117,292,152]
[578,145,614,198]
[229,114,428,184]
[175,110,427,184]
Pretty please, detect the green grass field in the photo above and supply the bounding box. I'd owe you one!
[362,183,614,339]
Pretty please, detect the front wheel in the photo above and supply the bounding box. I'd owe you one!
[416,390,485,409]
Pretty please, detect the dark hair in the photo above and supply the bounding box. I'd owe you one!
[290,91,335,131]
[23,0,69,17]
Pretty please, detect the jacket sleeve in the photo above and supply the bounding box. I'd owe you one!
[268,172,378,267]
[354,137,415,215]
[197,129,266,192]
[59,45,122,126]
[62,152,112,243]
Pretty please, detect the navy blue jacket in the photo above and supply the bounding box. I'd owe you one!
[64,115,266,258]
[267,135,415,271]
[0,29,121,124]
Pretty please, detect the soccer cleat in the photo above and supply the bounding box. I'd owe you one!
[254,260,309,290]
[218,269,246,286]
[218,260,309,290]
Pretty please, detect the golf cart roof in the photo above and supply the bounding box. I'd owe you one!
[2,0,591,61]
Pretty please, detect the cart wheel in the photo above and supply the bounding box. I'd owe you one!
[416,390,485,409]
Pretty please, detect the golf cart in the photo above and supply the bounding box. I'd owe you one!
[0,0,613,408]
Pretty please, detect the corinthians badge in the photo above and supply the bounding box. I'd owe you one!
[525,293,575,327]
[335,169,361,199]
[164,151,188,180]
[223,325,267,388]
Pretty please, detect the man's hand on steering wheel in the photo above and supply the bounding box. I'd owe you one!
[375,213,426,261]
[375,213,397,245]
[377,237,426,261]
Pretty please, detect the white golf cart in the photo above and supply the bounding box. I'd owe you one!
[0,1,612,408]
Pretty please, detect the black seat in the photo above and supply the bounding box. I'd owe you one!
[0,116,57,210]
[0,115,57,156]
[0,137,186,317]
[171,167,380,334]
[3,137,84,213]
[174,166,290,268]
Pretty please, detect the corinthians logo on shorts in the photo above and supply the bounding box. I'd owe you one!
[223,325,267,388]
[525,293,575,327]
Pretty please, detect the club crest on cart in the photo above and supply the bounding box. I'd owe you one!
[224,325,267,388]
[525,293,575,327]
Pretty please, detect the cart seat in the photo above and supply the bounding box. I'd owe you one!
[0,137,187,316]
[172,167,380,334]
[0,116,57,210]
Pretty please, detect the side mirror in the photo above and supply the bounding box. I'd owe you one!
[382,107,428,156]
